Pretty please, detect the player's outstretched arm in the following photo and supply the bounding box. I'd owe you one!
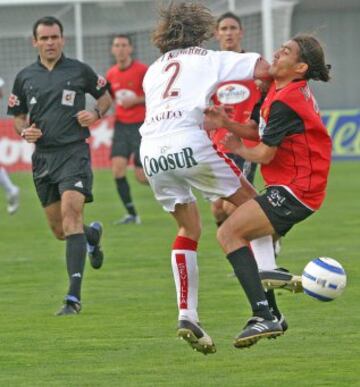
[204,105,259,141]
[254,57,272,81]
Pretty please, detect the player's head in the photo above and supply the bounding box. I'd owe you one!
[152,2,215,53]
[270,34,330,82]
[32,16,64,62]
[216,12,244,52]
[111,34,133,64]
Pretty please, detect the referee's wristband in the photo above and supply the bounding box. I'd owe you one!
[93,107,102,119]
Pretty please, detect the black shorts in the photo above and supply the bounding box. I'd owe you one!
[32,142,93,207]
[226,153,257,184]
[255,185,314,236]
[111,121,143,167]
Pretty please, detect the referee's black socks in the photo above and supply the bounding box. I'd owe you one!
[227,246,273,321]
[65,233,87,302]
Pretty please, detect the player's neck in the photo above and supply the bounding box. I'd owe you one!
[274,76,303,89]
[39,54,62,71]
[117,57,132,71]
[222,45,243,53]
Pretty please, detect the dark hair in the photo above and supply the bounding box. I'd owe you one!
[152,2,215,53]
[112,34,132,46]
[33,16,63,39]
[216,12,242,29]
[293,34,331,82]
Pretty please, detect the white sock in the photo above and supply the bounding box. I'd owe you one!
[250,235,276,270]
[0,168,18,196]
[171,236,199,323]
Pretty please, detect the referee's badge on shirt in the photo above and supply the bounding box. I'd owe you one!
[62,89,76,106]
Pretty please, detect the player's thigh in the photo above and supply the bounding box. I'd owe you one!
[225,174,257,207]
[57,145,94,204]
[61,190,86,235]
[171,202,202,241]
[218,199,275,249]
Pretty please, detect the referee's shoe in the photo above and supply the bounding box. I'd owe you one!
[87,221,104,269]
[177,320,216,355]
[234,316,283,348]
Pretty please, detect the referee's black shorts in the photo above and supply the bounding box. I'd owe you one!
[255,185,314,236]
[32,142,93,207]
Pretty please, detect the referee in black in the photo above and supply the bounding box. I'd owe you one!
[7,16,112,316]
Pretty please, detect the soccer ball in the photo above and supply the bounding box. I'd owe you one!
[302,257,347,301]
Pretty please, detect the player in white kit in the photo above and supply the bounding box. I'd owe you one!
[140,2,283,353]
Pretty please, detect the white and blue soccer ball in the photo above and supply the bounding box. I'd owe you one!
[302,257,347,301]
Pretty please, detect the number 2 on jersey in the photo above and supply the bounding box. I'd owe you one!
[162,62,180,99]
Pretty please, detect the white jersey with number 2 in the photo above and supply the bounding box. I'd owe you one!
[140,47,260,138]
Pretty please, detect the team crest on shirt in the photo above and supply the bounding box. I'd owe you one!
[96,75,107,90]
[62,89,76,106]
[216,83,250,104]
[8,93,20,108]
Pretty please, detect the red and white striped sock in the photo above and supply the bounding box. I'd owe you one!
[171,236,199,323]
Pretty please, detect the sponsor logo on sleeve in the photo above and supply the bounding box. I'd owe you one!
[96,75,107,90]
[8,93,20,108]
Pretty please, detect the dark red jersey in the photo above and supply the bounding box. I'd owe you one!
[260,80,332,210]
[106,60,148,124]
[211,80,261,152]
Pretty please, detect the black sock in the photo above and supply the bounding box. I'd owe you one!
[66,233,87,302]
[227,246,273,320]
[265,289,281,319]
[115,177,137,216]
[83,224,100,246]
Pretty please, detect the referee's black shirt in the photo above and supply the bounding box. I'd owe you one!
[7,55,108,150]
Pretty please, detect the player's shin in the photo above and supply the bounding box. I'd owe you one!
[171,236,199,323]
[227,246,273,320]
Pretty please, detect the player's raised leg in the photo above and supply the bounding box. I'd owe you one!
[171,203,216,355]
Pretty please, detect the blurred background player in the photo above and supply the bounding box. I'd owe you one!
[0,77,20,214]
[106,34,148,225]
[7,16,112,315]
[209,12,262,227]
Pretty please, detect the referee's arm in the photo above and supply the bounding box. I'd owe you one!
[14,114,42,143]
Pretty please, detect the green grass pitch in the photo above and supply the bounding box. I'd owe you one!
[0,161,358,386]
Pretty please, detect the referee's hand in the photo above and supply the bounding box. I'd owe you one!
[21,124,42,143]
[76,110,99,127]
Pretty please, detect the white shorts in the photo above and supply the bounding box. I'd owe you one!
[140,129,242,212]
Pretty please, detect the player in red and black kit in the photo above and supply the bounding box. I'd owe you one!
[209,12,262,226]
[106,34,148,224]
[206,34,332,346]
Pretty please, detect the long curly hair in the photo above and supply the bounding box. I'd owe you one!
[293,34,331,82]
[152,2,215,53]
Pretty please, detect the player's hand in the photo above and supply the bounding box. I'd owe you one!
[221,133,243,154]
[76,110,99,127]
[21,123,42,143]
[204,105,230,129]
[121,96,137,109]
